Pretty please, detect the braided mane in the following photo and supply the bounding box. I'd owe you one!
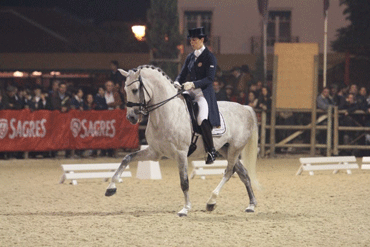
[134,65,174,84]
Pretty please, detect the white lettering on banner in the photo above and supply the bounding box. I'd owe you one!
[8,119,47,139]
[71,119,116,139]
[0,119,9,139]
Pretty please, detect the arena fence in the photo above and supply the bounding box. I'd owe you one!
[257,106,370,157]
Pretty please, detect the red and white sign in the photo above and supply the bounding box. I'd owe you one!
[0,109,139,152]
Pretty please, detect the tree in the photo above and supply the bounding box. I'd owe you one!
[332,0,370,57]
[146,0,182,79]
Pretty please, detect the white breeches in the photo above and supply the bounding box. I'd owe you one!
[185,88,209,125]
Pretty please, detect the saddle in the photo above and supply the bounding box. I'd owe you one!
[182,94,226,157]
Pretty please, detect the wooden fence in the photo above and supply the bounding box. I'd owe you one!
[258,106,370,157]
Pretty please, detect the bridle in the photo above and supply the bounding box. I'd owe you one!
[126,74,183,115]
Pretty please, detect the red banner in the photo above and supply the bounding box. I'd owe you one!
[0,109,139,152]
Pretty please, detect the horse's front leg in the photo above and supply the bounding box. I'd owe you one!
[105,147,158,196]
[177,151,191,217]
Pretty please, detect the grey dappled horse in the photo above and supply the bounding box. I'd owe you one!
[105,65,260,217]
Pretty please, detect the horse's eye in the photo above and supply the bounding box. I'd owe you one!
[132,89,138,94]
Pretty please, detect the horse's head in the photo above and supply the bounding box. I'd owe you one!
[121,69,151,124]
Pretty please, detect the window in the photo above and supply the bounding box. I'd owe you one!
[267,11,291,46]
[184,11,212,40]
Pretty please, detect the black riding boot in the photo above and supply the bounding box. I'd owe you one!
[200,120,216,164]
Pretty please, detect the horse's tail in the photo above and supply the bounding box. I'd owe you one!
[241,105,261,190]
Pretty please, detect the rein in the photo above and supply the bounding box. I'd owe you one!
[126,75,183,115]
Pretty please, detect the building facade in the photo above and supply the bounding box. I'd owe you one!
[178,0,349,55]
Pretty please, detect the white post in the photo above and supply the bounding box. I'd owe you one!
[263,17,267,84]
[323,10,328,87]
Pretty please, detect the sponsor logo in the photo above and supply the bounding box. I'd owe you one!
[70,119,116,138]
[0,119,8,139]
[3,119,47,139]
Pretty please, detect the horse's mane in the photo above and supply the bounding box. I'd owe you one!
[134,65,174,84]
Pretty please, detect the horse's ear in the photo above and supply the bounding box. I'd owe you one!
[117,69,128,77]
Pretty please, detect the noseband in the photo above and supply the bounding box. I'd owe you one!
[126,74,183,115]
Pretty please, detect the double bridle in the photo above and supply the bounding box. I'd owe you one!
[126,74,183,115]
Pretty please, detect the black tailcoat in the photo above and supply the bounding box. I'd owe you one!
[175,47,221,127]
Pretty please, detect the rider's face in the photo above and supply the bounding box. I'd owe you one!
[190,37,204,50]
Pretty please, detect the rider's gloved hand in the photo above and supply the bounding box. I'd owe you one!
[184,82,195,91]
[174,81,182,90]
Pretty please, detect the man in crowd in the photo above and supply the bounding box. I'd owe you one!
[317,87,335,111]
[3,85,22,110]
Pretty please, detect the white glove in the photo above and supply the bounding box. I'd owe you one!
[184,82,195,91]
[174,81,182,90]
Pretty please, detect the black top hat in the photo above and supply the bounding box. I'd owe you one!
[187,27,208,41]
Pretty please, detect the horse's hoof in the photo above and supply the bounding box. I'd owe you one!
[245,205,255,213]
[177,213,187,217]
[105,188,117,197]
[206,203,217,211]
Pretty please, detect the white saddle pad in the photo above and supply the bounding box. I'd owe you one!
[211,112,226,137]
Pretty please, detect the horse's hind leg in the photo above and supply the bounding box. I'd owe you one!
[234,160,257,213]
[105,147,158,196]
[206,146,236,211]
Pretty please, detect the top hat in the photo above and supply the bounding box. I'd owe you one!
[187,27,208,41]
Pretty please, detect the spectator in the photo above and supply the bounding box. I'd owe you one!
[51,82,71,113]
[357,86,368,111]
[317,87,335,111]
[3,85,22,110]
[29,86,51,158]
[249,83,259,98]
[94,87,108,110]
[236,91,248,105]
[215,65,227,88]
[348,84,358,98]
[103,83,118,157]
[224,85,235,102]
[3,85,23,158]
[333,84,348,110]
[340,93,360,151]
[105,80,122,110]
[70,88,85,111]
[114,82,126,109]
[50,82,71,158]
[29,85,50,111]
[110,60,126,88]
[213,80,228,101]
[246,91,259,109]
[49,80,60,97]
[255,81,263,98]
[258,86,271,111]
[17,87,32,109]
[84,93,96,111]
[316,87,335,145]
[230,66,250,96]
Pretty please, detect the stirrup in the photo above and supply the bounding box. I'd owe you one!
[206,150,216,164]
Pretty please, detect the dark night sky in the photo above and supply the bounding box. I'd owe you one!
[0,0,151,23]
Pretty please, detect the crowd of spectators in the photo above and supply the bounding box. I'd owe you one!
[213,65,272,113]
[317,83,370,153]
[0,60,127,160]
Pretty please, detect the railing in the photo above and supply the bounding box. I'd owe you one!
[257,106,370,157]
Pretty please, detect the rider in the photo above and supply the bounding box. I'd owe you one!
[174,27,220,164]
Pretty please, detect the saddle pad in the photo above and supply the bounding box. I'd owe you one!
[211,112,226,137]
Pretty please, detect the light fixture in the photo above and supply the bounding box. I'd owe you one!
[32,71,42,76]
[131,25,146,41]
[13,71,24,77]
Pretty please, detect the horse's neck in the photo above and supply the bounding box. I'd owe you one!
[147,85,187,129]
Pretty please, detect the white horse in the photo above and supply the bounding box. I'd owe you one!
[105,65,260,216]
